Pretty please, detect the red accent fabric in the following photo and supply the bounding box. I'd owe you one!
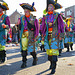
[48,11,53,14]
[2,25,6,28]
[48,28,53,31]
[31,28,33,30]
[0,12,3,16]
[25,14,30,18]
[23,29,28,32]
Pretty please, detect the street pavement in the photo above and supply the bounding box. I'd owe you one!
[0,44,75,75]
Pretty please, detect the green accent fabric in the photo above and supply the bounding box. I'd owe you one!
[0,44,5,51]
[67,42,73,44]
[46,49,59,55]
[41,40,44,45]
[22,37,29,51]
[21,31,29,51]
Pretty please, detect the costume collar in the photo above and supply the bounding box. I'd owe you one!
[25,14,30,18]
[48,11,53,14]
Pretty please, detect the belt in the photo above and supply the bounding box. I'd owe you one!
[48,28,53,31]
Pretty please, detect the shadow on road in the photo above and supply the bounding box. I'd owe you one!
[36,69,50,75]
[0,49,75,75]
[0,50,47,75]
[58,50,75,58]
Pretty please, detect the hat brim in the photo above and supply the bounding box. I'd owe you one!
[0,3,9,10]
[66,17,73,20]
[55,3,62,9]
[20,3,36,11]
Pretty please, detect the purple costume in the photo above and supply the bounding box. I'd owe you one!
[41,12,64,56]
[18,15,39,52]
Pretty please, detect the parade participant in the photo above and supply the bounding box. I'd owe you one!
[39,18,46,52]
[8,28,12,43]
[59,13,67,56]
[40,37,46,52]
[63,19,69,52]
[42,0,64,74]
[0,2,10,63]
[66,17,74,52]
[40,15,46,52]
[12,24,18,45]
[17,2,39,68]
[38,18,42,50]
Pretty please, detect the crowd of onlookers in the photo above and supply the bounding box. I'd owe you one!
[6,24,20,46]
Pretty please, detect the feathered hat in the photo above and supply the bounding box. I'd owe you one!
[20,2,36,12]
[46,0,62,11]
[0,2,9,10]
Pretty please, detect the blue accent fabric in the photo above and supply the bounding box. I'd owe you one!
[64,36,68,43]
[44,14,49,49]
[51,41,58,49]
[59,39,64,49]
[44,41,50,49]
[20,16,24,51]
[64,24,74,43]
[28,46,33,52]
[0,14,7,47]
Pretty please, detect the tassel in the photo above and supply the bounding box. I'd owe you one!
[54,0,57,5]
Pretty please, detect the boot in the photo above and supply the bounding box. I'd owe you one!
[40,46,42,51]
[43,49,46,52]
[21,62,26,68]
[1,50,6,63]
[50,61,56,74]
[42,45,46,52]
[32,58,37,65]
[50,68,55,74]
[70,44,73,50]
[21,50,27,68]
[0,57,2,64]
[66,44,69,52]
[49,61,52,70]
[59,49,62,56]
[2,57,5,63]
[30,52,37,66]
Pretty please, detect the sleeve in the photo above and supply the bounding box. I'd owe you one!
[5,16,10,29]
[58,14,64,38]
[73,25,75,32]
[34,19,39,38]
[41,17,46,37]
[65,25,68,32]
[17,18,21,30]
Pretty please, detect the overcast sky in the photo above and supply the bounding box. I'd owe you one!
[3,0,75,18]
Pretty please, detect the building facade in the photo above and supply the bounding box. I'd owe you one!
[65,5,75,24]
[9,10,22,25]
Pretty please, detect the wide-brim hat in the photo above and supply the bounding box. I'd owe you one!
[0,2,9,10]
[66,16,74,20]
[46,0,62,11]
[20,2,36,12]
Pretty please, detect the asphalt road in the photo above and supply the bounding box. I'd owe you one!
[0,44,75,75]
